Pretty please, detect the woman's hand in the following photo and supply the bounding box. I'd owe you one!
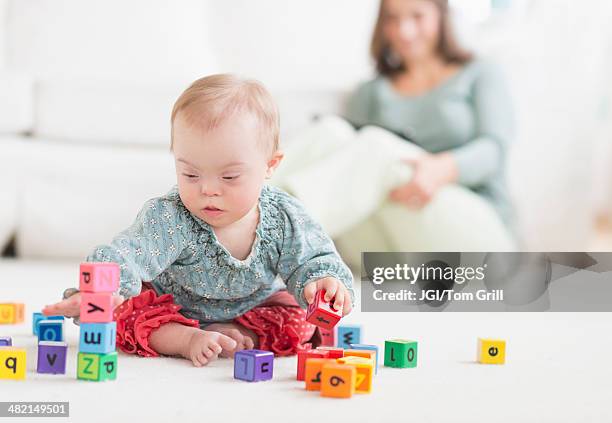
[389,152,458,209]
[42,292,124,318]
[303,277,353,316]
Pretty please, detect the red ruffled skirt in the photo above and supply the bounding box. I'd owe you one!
[113,284,318,357]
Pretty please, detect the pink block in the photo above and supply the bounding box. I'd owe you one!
[79,262,120,293]
[80,293,114,323]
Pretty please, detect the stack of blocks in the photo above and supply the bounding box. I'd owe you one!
[77,262,119,382]
[35,312,67,375]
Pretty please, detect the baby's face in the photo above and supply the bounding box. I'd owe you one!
[173,111,279,228]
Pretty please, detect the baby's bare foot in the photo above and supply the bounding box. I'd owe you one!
[206,323,259,358]
[185,329,237,367]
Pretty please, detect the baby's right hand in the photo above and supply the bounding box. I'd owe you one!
[42,293,124,318]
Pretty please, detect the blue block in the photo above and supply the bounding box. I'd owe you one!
[79,322,116,354]
[234,349,274,382]
[0,336,11,346]
[38,320,64,342]
[349,343,379,374]
[32,313,64,336]
[336,324,361,349]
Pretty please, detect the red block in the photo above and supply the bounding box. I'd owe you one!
[297,349,329,381]
[80,293,114,323]
[79,262,120,293]
[316,346,344,359]
[305,289,342,330]
[319,327,336,347]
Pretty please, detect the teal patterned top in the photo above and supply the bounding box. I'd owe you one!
[86,185,354,323]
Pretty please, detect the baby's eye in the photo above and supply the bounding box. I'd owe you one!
[183,173,198,179]
[222,175,240,181]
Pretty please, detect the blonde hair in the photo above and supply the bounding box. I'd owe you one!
[170,74,279,154]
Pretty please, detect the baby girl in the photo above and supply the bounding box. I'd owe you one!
[43,74,355,366]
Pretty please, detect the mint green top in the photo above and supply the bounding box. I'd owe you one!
[345,60,514,224]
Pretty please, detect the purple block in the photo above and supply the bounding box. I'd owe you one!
[37,341,68,374]
[0,336,11,346]
[233,349,274,382]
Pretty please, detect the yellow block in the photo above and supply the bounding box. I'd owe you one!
[336,356,373,393]
[320,363,356,398]
[477,338,506,364]
[0,303,24,324]
[304,358,336,391]
[344,349,376,363]
[0,347,27,379]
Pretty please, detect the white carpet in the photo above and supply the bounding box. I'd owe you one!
[1,258,611,423]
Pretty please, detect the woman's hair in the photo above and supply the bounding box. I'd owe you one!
[370,0,473,76]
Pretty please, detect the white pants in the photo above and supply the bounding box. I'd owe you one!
[271,116,516,268]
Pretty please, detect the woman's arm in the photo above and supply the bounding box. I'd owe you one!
[451,62,515,187]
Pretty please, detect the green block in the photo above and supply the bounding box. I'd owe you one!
[384,339,418,368]
[77,352,117,381]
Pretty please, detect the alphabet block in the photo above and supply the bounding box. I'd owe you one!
[297,349,329,381]
[0,347,26,380]
[77,352,117,381]
[384,339,417,368]
[319,327,336,346]
[336,324,361,349]
[33,313,63,336]
[349,343,379,374]
[305,289,342,330]
[315,346,344,359]
[336,356,373,393]
[304,358,336,391]
[79,322,116,354]
[477,338,506,364]
[38,320,64,342]
[233,349,274,382]
[80,293,114,323]
[320,362,356,398]
[37,341,68,374]
[0,336,11,346]
[0,303,24,324]
[79,262,120,293]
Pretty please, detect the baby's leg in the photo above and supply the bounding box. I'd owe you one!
[149,323,237,367]
[205,322,259,358]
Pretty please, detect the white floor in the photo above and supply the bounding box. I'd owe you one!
[1,258,611,423]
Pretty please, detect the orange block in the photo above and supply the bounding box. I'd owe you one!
[0,303,24,324]
[320,363,356,398]
[304,358,336,391]
[13,304,24,324]
[336,356,373,394]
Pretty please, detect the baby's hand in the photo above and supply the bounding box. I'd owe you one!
[42,292,124,318]
[185,330,237,367]
[303,277,353,316]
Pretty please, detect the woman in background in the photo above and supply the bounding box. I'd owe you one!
[274,0,517,265]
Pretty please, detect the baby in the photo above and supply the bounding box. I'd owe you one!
[43,74,355,366]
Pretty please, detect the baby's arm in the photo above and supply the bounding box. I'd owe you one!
[275,191,356,315]
[44,192,193,317]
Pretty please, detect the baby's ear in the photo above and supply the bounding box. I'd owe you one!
[266,151,284,178]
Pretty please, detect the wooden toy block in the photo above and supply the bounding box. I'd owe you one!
[0,347,26,380]
[306,289,342,330]
[79,322,117,354]
[336,356,373,393]
[79,262,120,293]
[319,327,336,346]
[32,313,63,336]
[233,349,274,382]
[304,358,336,391]
[349,343,379,374]
[0,303,23,324]
[297,349,329,381]
[77,352,117,381]
[80,293,114,323]
[37,341,68,374]
[0,336,11,346]
[316,346,344,359]
[384,339,418,368]
[38,320,64,342]
[320,362,356,398]
[336,324,361,349]
[477,338,506,364]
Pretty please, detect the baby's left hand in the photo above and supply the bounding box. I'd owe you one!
[303,277,352,316]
